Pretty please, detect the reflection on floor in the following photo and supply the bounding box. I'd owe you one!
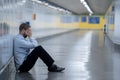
[0,30,115,80]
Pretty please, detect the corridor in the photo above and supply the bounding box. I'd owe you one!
[0,30,114,80]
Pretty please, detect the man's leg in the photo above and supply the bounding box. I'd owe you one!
[18,45,54,72]
[18,49,39,72]
[36,46,65,72]
[19,45,65,72]
[35,46,55,68]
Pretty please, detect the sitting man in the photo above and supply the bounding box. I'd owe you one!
[14,23,65,72]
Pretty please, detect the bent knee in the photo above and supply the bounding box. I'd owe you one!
[35,45,43,50]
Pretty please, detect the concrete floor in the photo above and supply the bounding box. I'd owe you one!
[0,30,115,80]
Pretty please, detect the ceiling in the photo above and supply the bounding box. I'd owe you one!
[46,0,113,15]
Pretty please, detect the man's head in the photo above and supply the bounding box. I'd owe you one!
[19,23,31,38]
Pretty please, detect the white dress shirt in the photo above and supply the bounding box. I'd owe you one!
[14,34,38,70]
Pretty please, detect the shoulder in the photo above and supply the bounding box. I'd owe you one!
[14,34,24,42]
[14,34,23,39]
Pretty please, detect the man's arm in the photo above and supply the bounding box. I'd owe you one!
[18,27,38,49]
[15,37,38,49]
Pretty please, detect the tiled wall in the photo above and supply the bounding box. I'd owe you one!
[0,0,19,70]
[105,1,120,44]
[105,2,115,41]
[114,0,120,44]
[0,0,69,70]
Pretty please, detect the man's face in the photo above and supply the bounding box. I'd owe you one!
[23,28,32,38]
[26,28,32,34]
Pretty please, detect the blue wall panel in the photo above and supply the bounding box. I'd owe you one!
[88,17,100,24]
[81,16,87,22]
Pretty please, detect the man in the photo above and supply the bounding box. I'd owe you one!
[14,23,65,72]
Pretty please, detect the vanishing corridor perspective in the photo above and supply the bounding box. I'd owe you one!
[1,0,120,80]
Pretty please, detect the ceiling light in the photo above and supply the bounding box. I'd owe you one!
[80,0,93,15]
[22,0,26,3]
[80,0,84,3]
[32,0,72,14]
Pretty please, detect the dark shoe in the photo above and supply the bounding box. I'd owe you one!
[48,64,65,72]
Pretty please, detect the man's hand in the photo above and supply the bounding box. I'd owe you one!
[28,30,32,38]
[26,28,32,38]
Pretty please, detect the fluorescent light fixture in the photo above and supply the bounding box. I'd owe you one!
[22,0,26,3]
[80,0,84,3]
[80,0,93,15]
[32,0,72,14]
[48,5,58,10]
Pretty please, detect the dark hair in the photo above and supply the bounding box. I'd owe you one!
[19,23,31,31]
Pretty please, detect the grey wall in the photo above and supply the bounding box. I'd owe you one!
[114,0,120,44]
[105,2,115,43]
[105,0,120,44]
